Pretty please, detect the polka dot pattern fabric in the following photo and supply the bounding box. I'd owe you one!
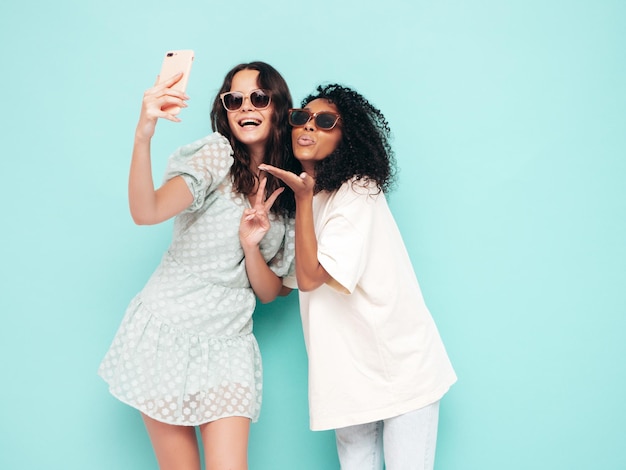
[98,133,296,425]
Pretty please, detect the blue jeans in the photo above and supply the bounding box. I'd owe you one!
[335,401,440,470]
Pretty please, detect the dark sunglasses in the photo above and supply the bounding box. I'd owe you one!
[220,89,271,111]
[289,108,341,130]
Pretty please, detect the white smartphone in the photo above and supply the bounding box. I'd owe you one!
[157,49,194,113]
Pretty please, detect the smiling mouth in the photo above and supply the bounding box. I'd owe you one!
[239,118,261,127]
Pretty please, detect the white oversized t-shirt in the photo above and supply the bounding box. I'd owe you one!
[290,179,457,431]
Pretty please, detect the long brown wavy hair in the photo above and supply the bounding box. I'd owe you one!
[210,62,298,215]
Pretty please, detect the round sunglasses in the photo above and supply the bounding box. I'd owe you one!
[220,89,271,111]
[288,108,341,130]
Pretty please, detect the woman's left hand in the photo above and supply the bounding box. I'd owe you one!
[239,177,284,248]
[258,164,315,200]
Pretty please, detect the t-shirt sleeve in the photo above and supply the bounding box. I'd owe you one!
[163,132,234,212]
[317,183,378,294]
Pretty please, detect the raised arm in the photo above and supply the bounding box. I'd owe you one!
[258,164,331,292]
[129,73,193,225]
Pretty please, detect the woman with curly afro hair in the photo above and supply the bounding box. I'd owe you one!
[259,84,457,470]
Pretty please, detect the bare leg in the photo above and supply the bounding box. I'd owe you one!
[142,413,201,470]
[199,416,251,470]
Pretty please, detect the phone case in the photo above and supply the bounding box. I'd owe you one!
[157,49,195,92]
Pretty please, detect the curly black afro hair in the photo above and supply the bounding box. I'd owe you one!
[301,84,396,194]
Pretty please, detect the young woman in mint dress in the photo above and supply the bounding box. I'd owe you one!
[98,61,297,470]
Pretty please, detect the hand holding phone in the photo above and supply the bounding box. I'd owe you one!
[157,50,194,113]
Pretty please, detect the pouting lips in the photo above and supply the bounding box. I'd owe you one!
[297,135,315,146]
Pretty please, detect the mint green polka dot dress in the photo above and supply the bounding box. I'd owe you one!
[98,132,295,425]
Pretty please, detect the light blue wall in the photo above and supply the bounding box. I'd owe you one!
[1,1,624,469]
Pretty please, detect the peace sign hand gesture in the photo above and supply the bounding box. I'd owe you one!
[239,177,285,249]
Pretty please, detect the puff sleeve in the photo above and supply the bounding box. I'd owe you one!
[267,215,297,280]
[162,133,234,212]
